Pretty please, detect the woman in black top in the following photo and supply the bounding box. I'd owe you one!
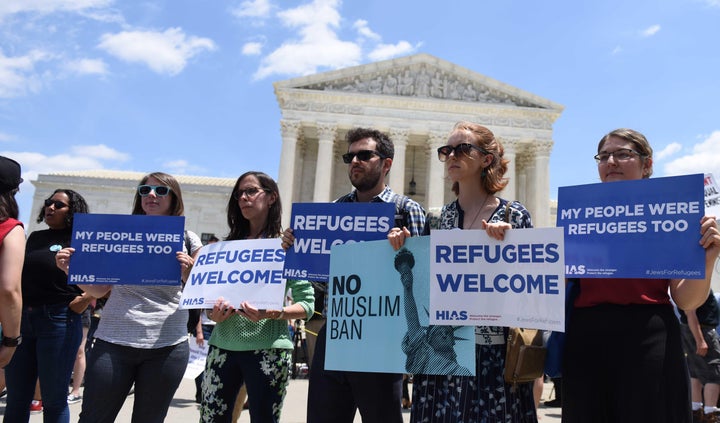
[4,189,91,423]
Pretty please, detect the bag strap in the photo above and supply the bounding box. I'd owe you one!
[504,201,513,224]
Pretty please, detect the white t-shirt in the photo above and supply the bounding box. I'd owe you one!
[94,230,202,349]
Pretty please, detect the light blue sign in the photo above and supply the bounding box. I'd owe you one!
[69,213,185,285]
[283,202,396,282]
[557,174,705,278]
[325,236,475,376]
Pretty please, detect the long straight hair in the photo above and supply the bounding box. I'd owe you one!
[226,171,282,241]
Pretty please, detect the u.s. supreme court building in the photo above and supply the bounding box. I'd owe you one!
[28,53,563,237]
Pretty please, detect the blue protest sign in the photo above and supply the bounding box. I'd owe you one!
[283,202,396,282]
[557,174,705,279]
[69,213,185,285]
[325,236,475,375]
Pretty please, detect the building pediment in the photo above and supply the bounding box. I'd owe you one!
[274,53,562,111]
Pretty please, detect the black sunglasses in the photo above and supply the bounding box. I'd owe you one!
[138,185,172,197]
[233,187,268,200]
[342,150,386,164]
[437,143,490,162]
[44,199,69,209]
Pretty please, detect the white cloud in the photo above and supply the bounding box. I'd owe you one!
[0,0,112,19]
[231,0,272,18]
[640,24,661,37]
[0,132,15,142]
[242,42,263,56]
[0,151,108,188]
[0,49,51,98]
[368,41,417,62]
[655,142,682,160]
[162,159,204,175]
[611,46,623,55]
[64,58,108,75]
[353,19,380,41]
[662,131,720,179]
[98,28,217,76]
[71,144,129,161]
[254,0,362,79]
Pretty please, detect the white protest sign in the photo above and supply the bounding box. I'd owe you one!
[183,336,209,379]
[705,173,720,217]
[180,238,286,309]
[430,227,565,332]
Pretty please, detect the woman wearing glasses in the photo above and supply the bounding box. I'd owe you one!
[388,121,538,422]
[4,189,90,423]
[200,171,314,423]
[55,172,201,423]
[562,129,720,423]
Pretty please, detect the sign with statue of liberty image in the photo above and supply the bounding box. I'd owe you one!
[325,236,475,376]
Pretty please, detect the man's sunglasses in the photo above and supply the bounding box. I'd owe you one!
[437,143,490,162]
[342,150,387,164]
[138,185,172,197]
[44,199,69,209]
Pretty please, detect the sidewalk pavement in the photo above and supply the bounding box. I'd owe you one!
[3,376,562,422]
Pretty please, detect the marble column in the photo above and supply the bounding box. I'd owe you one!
[313,123,337,203]
[389,128,409,195]
[518,151,536,219]
[531,140,553,227]
[501,137,519,201]
[427,132,447,210]
[278,120,301,228]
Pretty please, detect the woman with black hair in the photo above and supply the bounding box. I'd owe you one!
[200,171,314,423]
[4,188,91,423]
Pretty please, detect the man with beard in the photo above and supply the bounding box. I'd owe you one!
[282,127,426,423]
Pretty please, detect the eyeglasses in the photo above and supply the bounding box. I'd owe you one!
[137,185,172,197]
[437,143,490,162]
[233,187,268,199]
[594,148,644,164]
[44,199,69,209]
[342,150,386,164]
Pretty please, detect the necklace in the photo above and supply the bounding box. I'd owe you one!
[466,193,492,229]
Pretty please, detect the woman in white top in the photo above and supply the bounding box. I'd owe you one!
[56,172,201,423]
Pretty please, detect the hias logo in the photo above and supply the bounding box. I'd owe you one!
[284,269,307,278]
[565,265,586,275]
[69,274,95,283]
[435,310,468,321]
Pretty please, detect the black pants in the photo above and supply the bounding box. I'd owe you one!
[562,304,691,423]
[307,323,403,423]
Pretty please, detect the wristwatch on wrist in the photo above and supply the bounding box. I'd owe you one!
[1,335,22,347]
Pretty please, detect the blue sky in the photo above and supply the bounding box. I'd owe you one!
[2,0,720,225]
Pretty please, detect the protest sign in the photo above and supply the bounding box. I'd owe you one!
[325,236,475,376]
[557,174,705,279]
[69,213,184,285]
[283,202,396,282]
[430,228,565,332]
[705,173,720,217]
[180,238,286,310]
[183,336,209,380]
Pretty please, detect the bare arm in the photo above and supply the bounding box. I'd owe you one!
[55,247,113,298]
[0,226,25,367]
[685,308,708,356]
[671,216,720,310]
